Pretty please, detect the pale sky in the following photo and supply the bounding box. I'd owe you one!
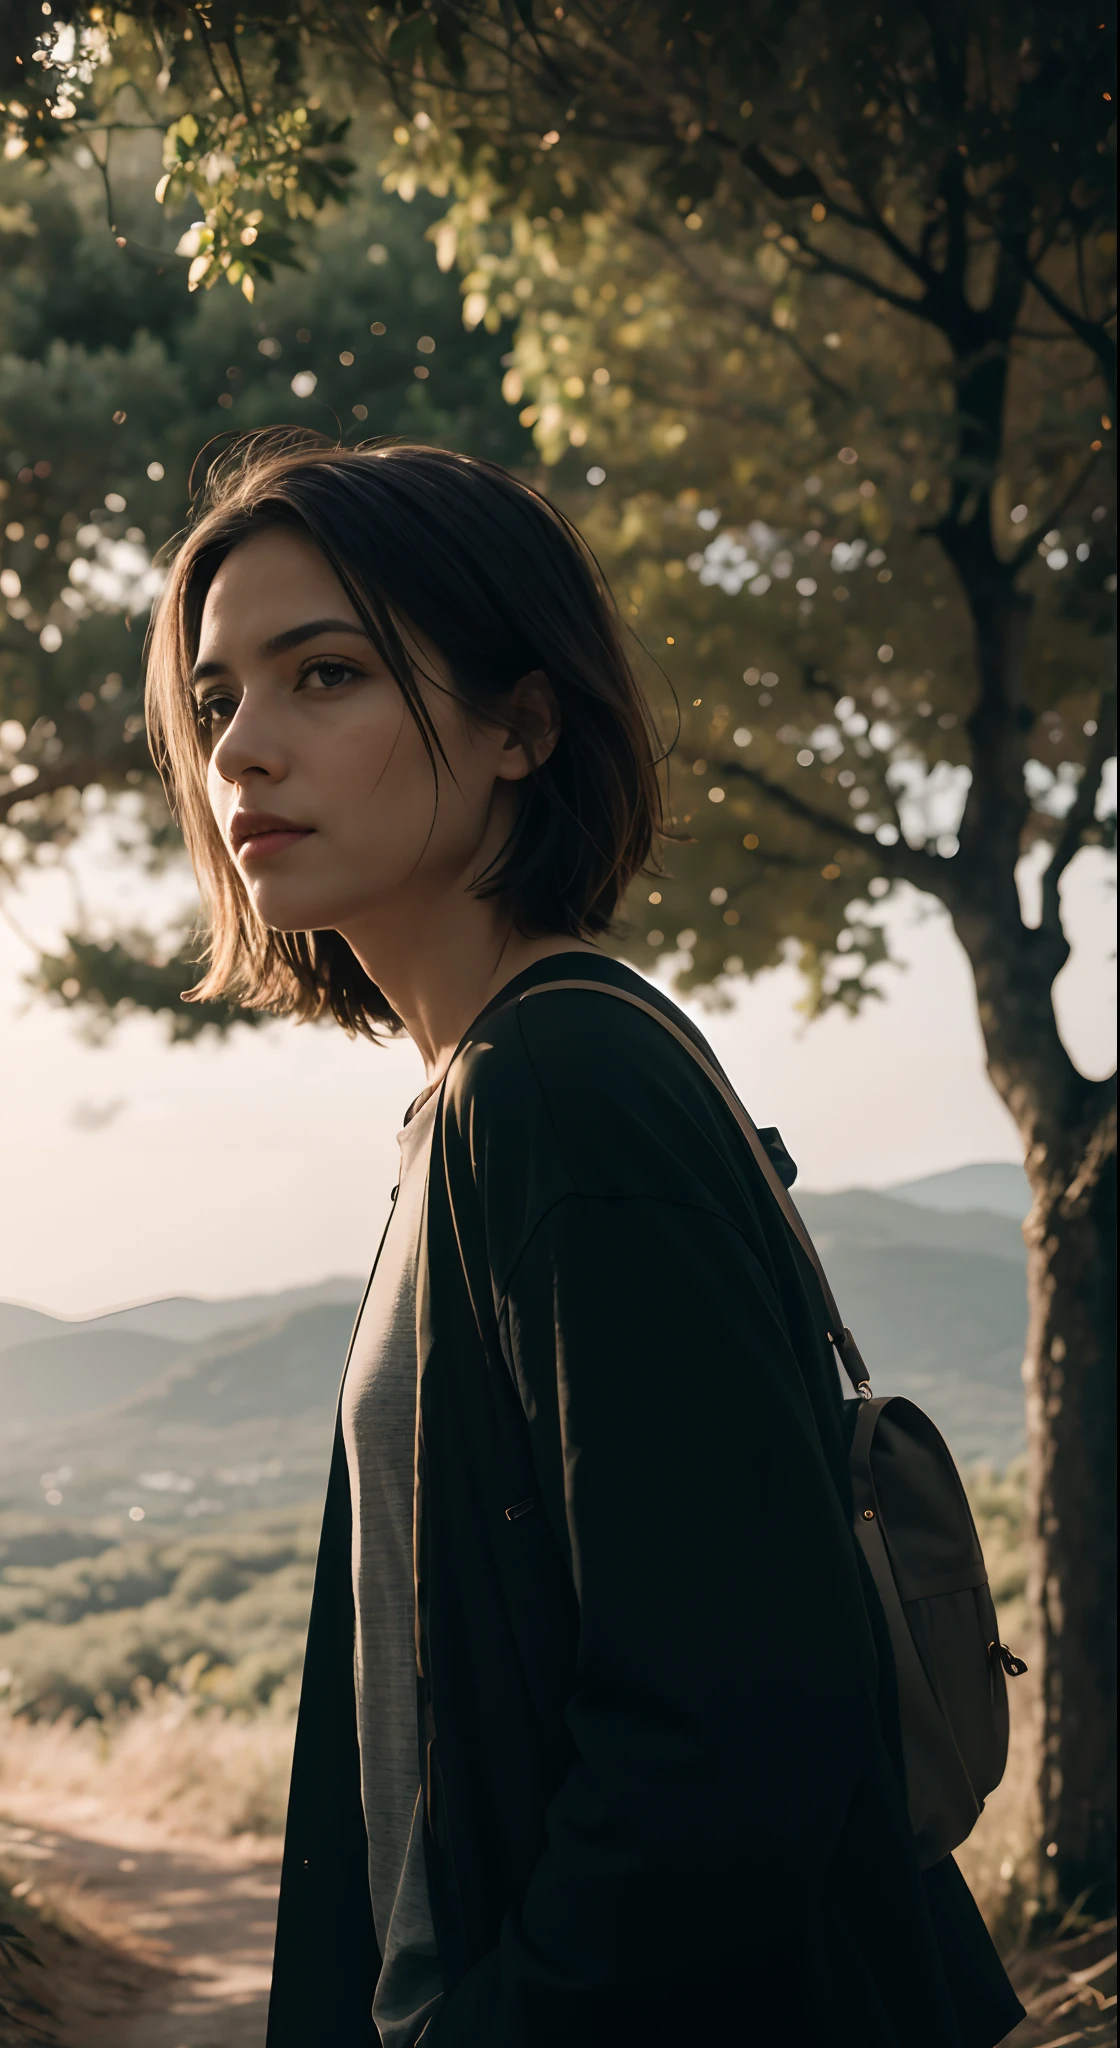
[1,845,1113,1319]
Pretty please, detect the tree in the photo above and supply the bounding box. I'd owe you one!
[0,138,531,1030]
[3,0,1117,1918]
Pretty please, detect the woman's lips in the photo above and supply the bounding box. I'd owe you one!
[237,827,314,862]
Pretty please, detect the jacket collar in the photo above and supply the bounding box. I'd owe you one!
[449,949,651,1064]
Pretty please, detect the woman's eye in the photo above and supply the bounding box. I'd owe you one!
[305,659,357,690]
[195,693,235,731]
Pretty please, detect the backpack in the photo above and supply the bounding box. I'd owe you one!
[525,979,1028,1869]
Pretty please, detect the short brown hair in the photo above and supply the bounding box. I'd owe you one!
[145,431,664,1037]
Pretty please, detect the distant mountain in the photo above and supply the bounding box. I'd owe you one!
[884,1162,1030,1220]
[88,1274,362,1345]
[797,1188,1025,1266]
[94,1302,357,1437]
[1,1329,183,1436]
[0,1303,358,1519]
[796,1187,1026,1465]
[0,1274,362,1357]
[0,1174,1033,1496]
[0,1301,62,1353]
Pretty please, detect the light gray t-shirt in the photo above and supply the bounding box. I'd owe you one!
[341,1087,444,2048]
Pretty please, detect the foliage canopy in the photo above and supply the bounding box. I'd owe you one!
[0,143,529,1030]
[0,0,1114,1024]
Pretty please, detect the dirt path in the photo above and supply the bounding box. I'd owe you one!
[0,1801,281,2048]
[2,1798,1113,2048]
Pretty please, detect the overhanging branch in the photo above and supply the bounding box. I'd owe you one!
[0,748,141,822]
[717,757,944,893]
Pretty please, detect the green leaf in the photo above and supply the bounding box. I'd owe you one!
[387,12,439,70]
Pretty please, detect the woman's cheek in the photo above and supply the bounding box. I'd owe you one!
[207,762,233,835]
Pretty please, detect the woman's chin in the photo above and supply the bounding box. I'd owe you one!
[249,885,338,935]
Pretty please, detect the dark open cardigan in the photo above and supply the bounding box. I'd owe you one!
[267,951,1024,2048]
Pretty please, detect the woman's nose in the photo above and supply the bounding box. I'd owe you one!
[210,698,287,787]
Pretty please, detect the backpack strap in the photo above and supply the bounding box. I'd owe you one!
[519,979,873,1400]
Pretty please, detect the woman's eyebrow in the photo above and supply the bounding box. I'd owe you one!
[190,618,370,689]
[263,617,369,656]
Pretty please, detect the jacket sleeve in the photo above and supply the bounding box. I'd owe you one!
[424,1181,881,2046]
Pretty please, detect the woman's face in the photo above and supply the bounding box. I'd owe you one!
[196,526,536,941]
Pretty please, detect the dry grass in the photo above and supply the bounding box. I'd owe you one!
[956,1655,1040,1950]
[0,1464,1047,1941]
[0,1673,1039,1942]
[954,1461,1038,1949]
[0,1683,294,1842]
[1010,1916,1117,2044]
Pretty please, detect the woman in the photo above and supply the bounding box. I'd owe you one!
[146,431,1024,2048]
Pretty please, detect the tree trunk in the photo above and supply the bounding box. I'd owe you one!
[945,549,1117,1923]
[1022,1097,1117,1917]
[956,903,1117,1920]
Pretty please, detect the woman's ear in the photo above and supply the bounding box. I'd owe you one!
[495,668,562,782]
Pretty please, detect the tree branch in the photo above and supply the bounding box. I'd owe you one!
[1038,690,1118,940]
[635,218,854,402]
[843,174,939,291]
[743,143,940,296]
[769,314,854,403]
[1008,450,1106,575]
[0,749,140,822]
[787,237,936,327]
[938,153,969,307]
[738,141,930,289]
[224,30,254,118]
[193,17,236,106]
[717,757,943,892]
[1012,245,1118,403]
[739,143,822,202]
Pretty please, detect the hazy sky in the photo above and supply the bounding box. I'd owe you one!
[1,848,1113,1318]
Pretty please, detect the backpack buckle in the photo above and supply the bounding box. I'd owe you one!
[830,1327,874,1399]
[989,1640,1028,1678]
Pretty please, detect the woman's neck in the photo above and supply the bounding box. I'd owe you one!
[341,895,601,1084]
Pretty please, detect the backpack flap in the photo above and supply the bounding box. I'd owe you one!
[848,1397,1010,1867]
